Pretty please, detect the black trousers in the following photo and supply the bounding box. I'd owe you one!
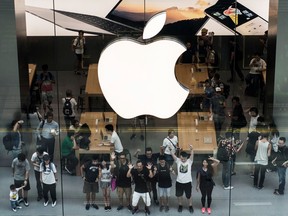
[65,152,79,172]
[34,170,43,198]
[254,164,267,188]
[41,137,55,162]
[43,183,57,203]
[200,184,213,208]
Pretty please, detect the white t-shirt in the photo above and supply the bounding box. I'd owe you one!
[111,131,123,153]
[249,115,259,133]
[10,188,20,201]
[39,162,57,184]
[249,58,266,74]
[73,37,85,54]
[163,136,178,155]
[176,158,193,184]
[101,166,112,183]
[31,151,48,171]
[62,97,77,117]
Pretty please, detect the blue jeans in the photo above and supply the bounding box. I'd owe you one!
[277,166,287,194]
[213,114,225,140]
[10,200,18,209]
[221,160,232,187]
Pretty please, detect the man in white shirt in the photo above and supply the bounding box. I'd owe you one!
[162,129,179,166]
[246,52,266,95]
[171,145,194,213]
[105,124,123,154]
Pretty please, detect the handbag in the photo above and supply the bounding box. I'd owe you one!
[166,137,181,157]
[111,177,117,191]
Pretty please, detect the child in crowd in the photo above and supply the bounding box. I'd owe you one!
[9,182,26,212]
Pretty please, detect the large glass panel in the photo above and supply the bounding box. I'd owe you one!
[4,1,287,216]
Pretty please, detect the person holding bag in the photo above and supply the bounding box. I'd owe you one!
[162,129,179,166]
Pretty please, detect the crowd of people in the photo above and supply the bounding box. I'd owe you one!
[5,28,287,215]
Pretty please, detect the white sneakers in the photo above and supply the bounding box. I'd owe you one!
[224,186,234,190]
[44,201,49,207]
[44,200,57,207]
[52,201,57,207]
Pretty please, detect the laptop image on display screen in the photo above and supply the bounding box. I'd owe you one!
[100,130,110,142]
[25,0,142,36]
[25,0,217,36]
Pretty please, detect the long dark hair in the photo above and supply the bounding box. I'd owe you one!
[201,158,214,177]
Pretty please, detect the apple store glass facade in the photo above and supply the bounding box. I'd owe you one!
[1,0,288,215]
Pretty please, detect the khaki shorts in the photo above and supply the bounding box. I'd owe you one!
[83,181,99,193]
[117,187,132,198]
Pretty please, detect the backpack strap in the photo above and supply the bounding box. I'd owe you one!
[166,137,177,149]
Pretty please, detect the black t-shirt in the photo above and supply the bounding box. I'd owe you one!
[138,154,160,166]
[197,168,214,187]
[275,146,288,166]
[131,167,150,193]
[138,154,160,182]
[84,161,100,183]
[115,161,131,188]
[246,131,260,155]
[182,47,196,63]
[156,163,172,188]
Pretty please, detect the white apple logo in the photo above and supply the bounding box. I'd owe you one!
[98,11,189,119]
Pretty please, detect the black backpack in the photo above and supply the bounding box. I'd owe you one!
[3,132,14,151]
[63,98,72,116]
[217,143,229,161]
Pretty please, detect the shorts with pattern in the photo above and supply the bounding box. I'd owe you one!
[100,181,111,189]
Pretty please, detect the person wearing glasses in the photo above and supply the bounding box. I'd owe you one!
[134,147,161,205]
[111,152,133,212]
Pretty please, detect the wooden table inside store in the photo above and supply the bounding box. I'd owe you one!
[75,111,117,175]
[28,64,37,88]
[177,112,217,154]
[175,63,209,96]
[84,63,209,110]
